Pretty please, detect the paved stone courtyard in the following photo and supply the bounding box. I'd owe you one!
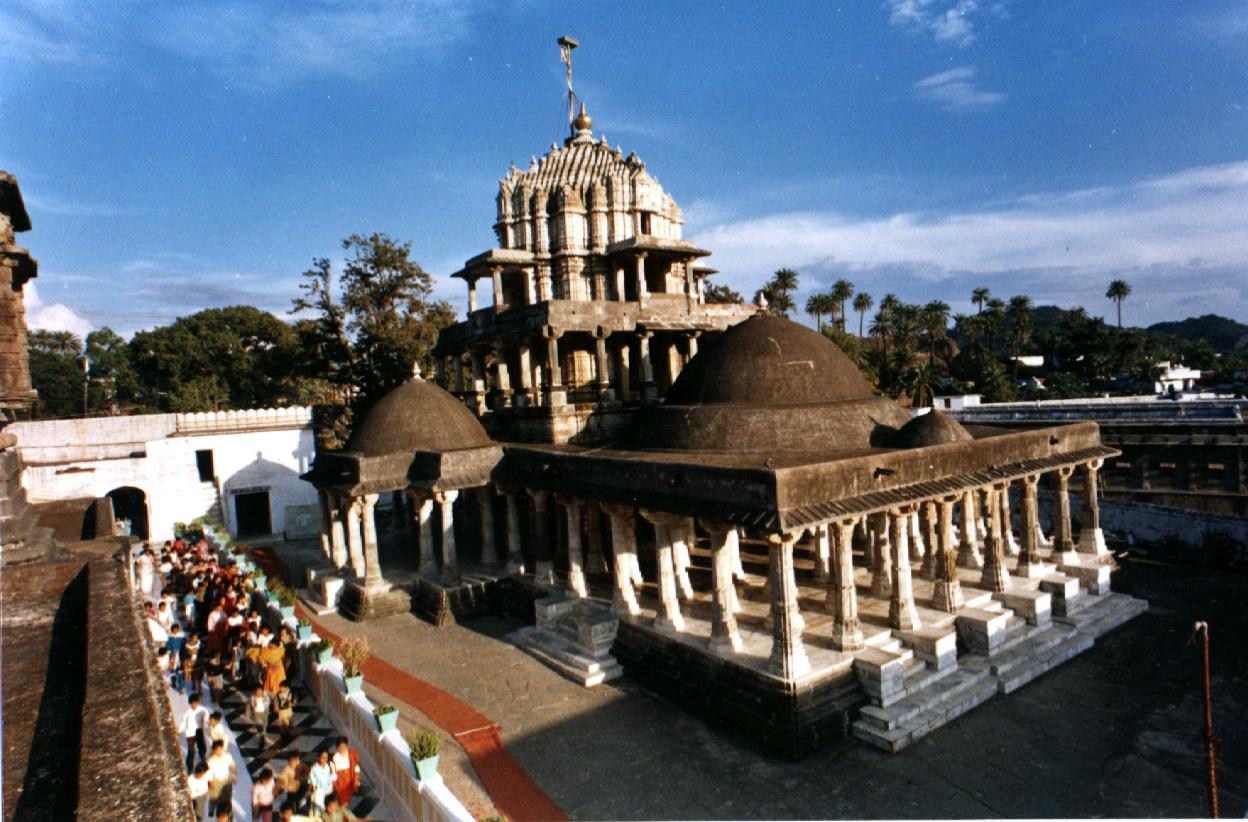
[306,551,1244,819]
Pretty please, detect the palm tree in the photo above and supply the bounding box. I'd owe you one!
[1006,294,1034,382]
[805,293,827,331]
[920,300,951,366]
[984,297,1006,353]
[831,279,855,333]
[852,291,873,337]
[971,287,991,315]
[771,268,799,302]
[1106,279,1132,328]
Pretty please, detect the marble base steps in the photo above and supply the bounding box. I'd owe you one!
[508,625,623,686]
[852,666,1000,752]
[412,574,503,627]
[1055,591,1148,638]
[338,581,412,622]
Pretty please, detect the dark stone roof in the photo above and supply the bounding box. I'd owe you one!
[345,377,492,457]
[635,313,911,453]
[0,171,31,232]
[665,312,874,406]
[894,410,973,448]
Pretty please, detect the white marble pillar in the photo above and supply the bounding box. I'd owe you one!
[672,517,695,600]
[957,490,984,568]
[583,502,608,574]
[920,500,940,580]
[329,493,348,569]
[869,512,892,598]
[727,527,747,583]
[638,332,657,401]
[908,509,924,564]
[345,496,366,579]
[478,487,498,567]
[704,522,742,653]
[467,278,478,313]
[932,497,964,612]
[516,343,533,407]
[979,485,1011,593]
[1000,482,1019,557]
[603,504,640,617]
[417,496,436,576]
[1077,459,1111,559]
[889,508,921,631]
[1015,475,1046,578]
[437,490,460,586]
[318,489,333,561]
[504,491,524,574]
[641,511,685,632]
[490,266,503,307]
[813,524,831,581]
[563,498,587,597]
[768,533,811,679]
[825,519,865,651]
[361,493,384,588]
[529,490,554,584]
[1052,466,1078,566]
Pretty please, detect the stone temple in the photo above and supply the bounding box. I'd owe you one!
[303,103,1148,758]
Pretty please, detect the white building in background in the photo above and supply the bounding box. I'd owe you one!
[1153,361,1202,395]
[8,407,319,543]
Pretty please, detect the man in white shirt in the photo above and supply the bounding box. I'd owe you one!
[188,762,211,821]
[180,692,208,770]
[205,740,236,818]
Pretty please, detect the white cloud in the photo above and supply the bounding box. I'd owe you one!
[690,159,1248,325]
[914,66,1005,110]
[23,283,92,337]
[887,0,997,47]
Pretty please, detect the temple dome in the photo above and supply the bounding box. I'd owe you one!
[635,313,911,453]
[894,410,973,448]
[665,312,875,406]
[346,375,492,456]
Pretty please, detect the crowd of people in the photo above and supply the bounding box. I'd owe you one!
[137,536,371,822]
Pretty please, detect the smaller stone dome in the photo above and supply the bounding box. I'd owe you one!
[345,375,492,456]
[894,410,973,448]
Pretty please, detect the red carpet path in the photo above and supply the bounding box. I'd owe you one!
[251,547,567,822]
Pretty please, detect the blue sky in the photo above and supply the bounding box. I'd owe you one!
[3,0,1246,338]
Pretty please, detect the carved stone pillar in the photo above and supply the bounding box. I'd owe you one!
[703,522,742,653]
[825,519,865,651]
[1000,482,1019,557]
[468,348,486,414]
[614,342,631,402]
[602,504,640,617]
[889,507,921,631]
[957,490,984,568]
[614,266,626,301]
[345,497,366,578]
[529,490,553,584]
[1052,466,1078,566]
[542,327,565,407]
[931,497,964,612]
[638,331,657,401]
[563,498,587,597]
[328,493,348,568]
[727,527,746,585]
[490,266,503,307]
[413,495,435,575]
[813,524,831,582]
[317,489,333,561]
[478,487,498,567]
[640,511,685,632]
[593,330,613,403]
[869,512,892,598]
[435,490,460,586]
[908,509,924,564]
[583,502,608,574]
[504,491,524,574]
[635,252,648,303]
[920,500,939,580]
[361,493,384,588]
[1078,459,1110,559]
[979,485,1011,593]
[1015,475,1046,578]
[516,342,533,408]
[493,343,512,408]
[768,533,811,679]
[467,278,478,313]
[671,517,695,600]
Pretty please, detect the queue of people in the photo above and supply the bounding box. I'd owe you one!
[139,534,371,821]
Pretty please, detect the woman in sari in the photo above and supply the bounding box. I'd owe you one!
[331,737,361,807]
[259,636,287,694]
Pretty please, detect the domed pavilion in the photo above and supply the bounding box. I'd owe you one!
[304,57,1142,757]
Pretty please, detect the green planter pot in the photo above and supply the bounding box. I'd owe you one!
[412,754,440,781]
[343,674,364,694]
[375,709,399,734]
[315,647,334,665]
[296,623,312,641]
[280,605,296,621]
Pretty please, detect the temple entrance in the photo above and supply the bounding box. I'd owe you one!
[106,486,148,540]
[234,491,271,537]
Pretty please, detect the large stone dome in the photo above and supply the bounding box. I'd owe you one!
[635,313,911,453]
[346,376,492,456]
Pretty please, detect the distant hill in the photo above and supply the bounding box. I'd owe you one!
[1146,315,1248,352]
[1030,305,1072,333]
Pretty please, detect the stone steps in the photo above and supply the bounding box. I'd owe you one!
[851,667,999,752]
[1055,592,1148,638]
[509,625,624,687]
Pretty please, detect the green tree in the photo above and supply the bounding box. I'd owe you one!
[971,287,991,315]
[805,292,836,331]
[1106,279,1132,328]
[28,328,83,356]
[920,300,951,366]
[755,281,795,317]
[831,279,855,333]
[852,291,873,337]
[85,327,137,414]
[770,268,799,302]
[703,282,744,304]
[28,347,85,418]
[1005,295,1034,383]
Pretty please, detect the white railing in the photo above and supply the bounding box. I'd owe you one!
[263,601,474,822]
[174,407,313,435]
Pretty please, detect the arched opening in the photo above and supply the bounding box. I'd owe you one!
[106,486,149,540]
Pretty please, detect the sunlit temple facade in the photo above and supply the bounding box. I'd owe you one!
[305,103,1146,757]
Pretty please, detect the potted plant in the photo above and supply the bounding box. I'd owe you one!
[374,704,399,734]
[269,581,297,620]
[296,618,313,641]
[311,639,335,665]
[337,636,369,694]
[405,727,442,780]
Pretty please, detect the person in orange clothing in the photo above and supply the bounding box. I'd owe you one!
[330,736,361,808]
[258,635,287,695]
